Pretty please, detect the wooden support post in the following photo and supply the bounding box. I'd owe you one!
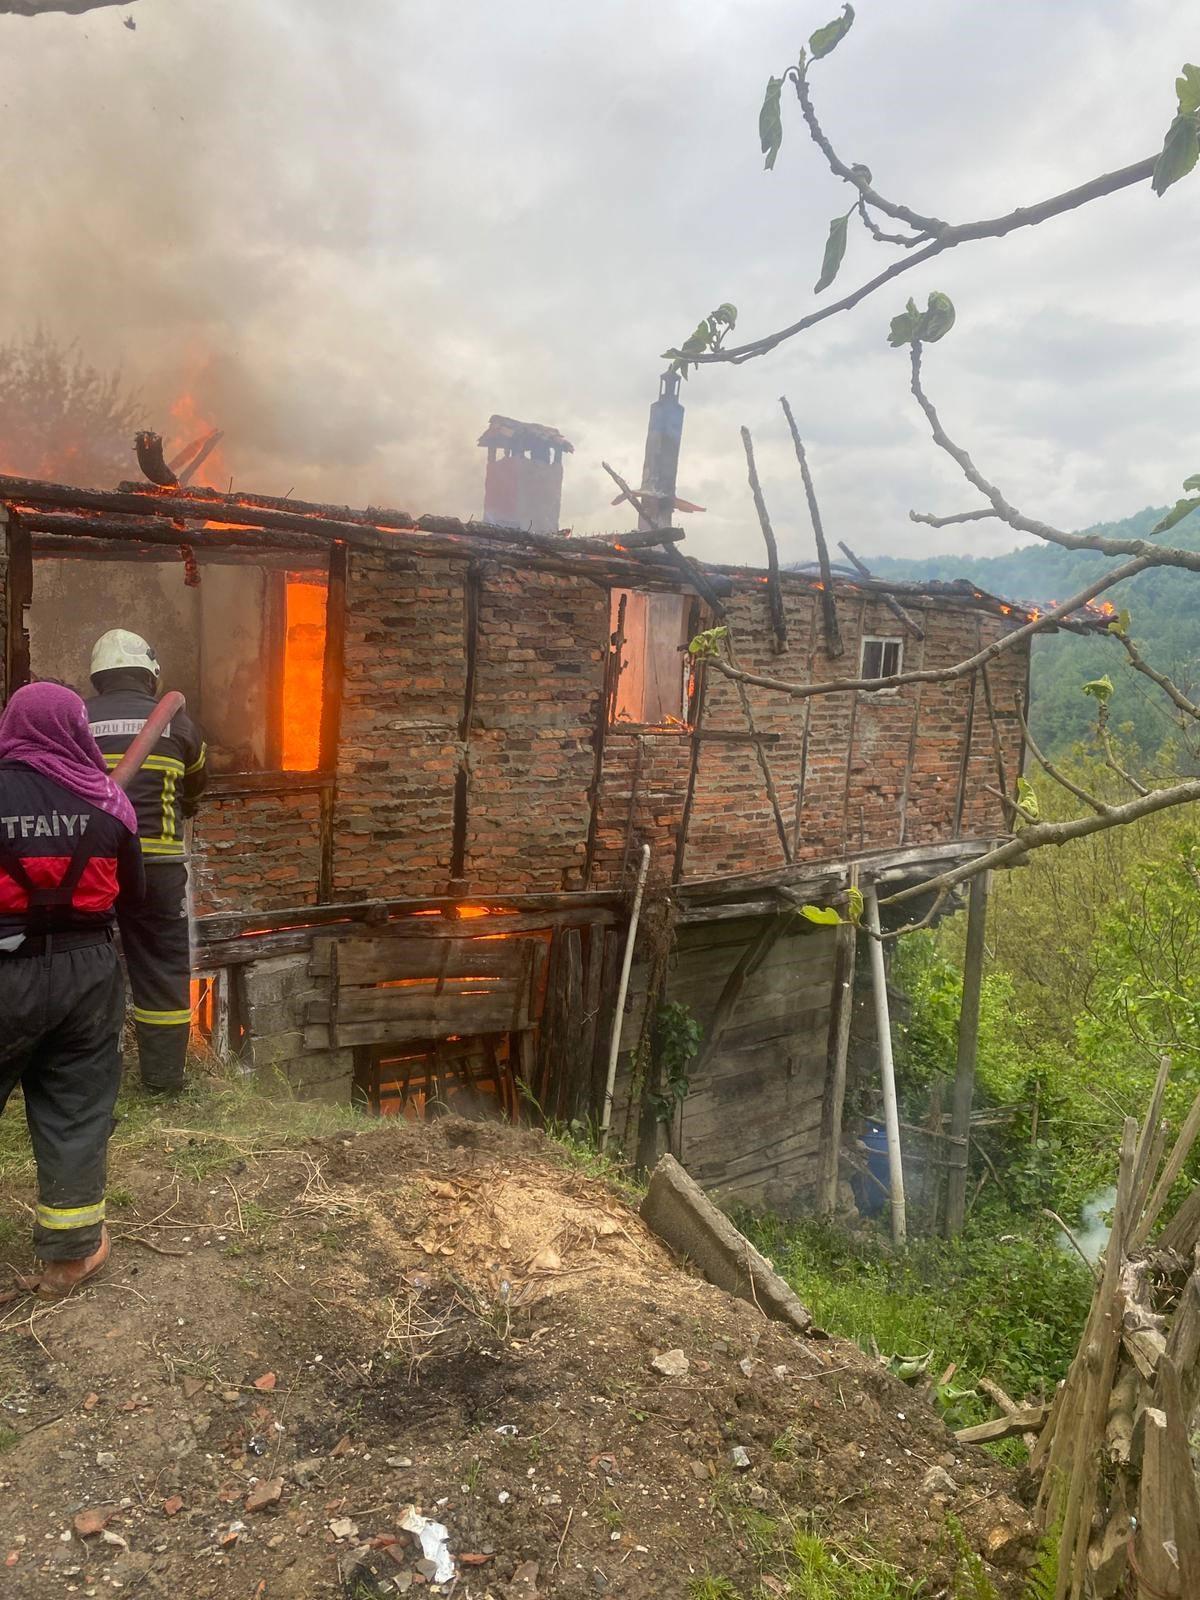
[739,426,787,653]
[944,869,990,1237]
[864,883,906,1244]
[3,507,32,699]
[780,397,842,657]
[836,541,925,640]
[818,864,859,1214]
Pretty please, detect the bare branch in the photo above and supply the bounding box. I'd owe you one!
[880,775,1200,910]
[792,66,946,238]
[688,156,1156,367]
[908,344,1200,572]
[1017,696,1112,817]
[1099,728,1150,799]
[909,507,1000,529]
[855,196,929,248]
[1114,630,1200,721]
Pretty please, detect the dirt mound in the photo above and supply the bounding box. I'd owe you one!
[0,1116,1032,1597]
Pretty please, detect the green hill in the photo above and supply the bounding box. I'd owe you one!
[862,506,1200,760]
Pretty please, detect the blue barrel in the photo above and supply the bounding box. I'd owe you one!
[853,1121,890,1216]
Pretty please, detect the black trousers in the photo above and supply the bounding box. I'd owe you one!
[118,862,192,1092]
[0,941,124,1261]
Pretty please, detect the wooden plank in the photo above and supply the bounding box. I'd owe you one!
[335,935,536,986]
[952,667,979,838]
[3,508,32,696]
[305,985,532,1043]
[672,660,708,883]
[954,1404,1050,1445]
[200,889,624,941]
[317,784,335,905]
[318,541,348,772]
[450,561,481,883]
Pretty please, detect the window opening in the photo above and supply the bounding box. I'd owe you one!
[860,636,903,686]
[280,574,328,771]
[361,1035,520,1121]
[610,589,691,728]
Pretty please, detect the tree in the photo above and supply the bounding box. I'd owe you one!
[661,8,1200,932]
[0,331,144,489]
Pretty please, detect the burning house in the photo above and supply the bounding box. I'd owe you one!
[0,416,1041,1210]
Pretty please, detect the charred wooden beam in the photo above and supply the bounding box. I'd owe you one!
[740,426,787,653]
[600,461,729,615]
[2,508,32,697]
[134,431,178,489]
[176,429,224,489]
[780,397,841,657]
[837,541,925,639]
[23,511,329,553]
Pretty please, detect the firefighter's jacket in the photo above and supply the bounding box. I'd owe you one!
[86,685,207,861]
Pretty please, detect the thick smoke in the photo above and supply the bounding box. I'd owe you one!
[3,1,1197,560]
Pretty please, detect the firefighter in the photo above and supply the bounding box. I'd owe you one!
[86,630,207,1094]
[0,682,144,1296]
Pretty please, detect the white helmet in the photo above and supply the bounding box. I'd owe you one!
[90,629,161,681]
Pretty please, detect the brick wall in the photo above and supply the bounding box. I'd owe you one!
[187,553,1028,915]
[191,787,324,916]
[334,550,466,900]
[466,566,608,891]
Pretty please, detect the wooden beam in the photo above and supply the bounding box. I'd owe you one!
[780,397,842,657]
[954,1404,1050,1445]
[739,425,787,653]
[837,541,925,640]
[952,668,979,837]
[818,863,859,1214]
[450,562,482,885]
[317,540,348,902]
[2,508,32,697]
[944,869,990,1237]
[673,662,708,883]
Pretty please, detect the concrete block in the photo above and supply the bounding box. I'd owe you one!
[640,1154,811,1334]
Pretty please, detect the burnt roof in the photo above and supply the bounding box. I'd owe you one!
[477,416,574,452]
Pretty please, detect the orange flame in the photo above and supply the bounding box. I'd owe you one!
[167,391,229,491]
[281,577,327,771]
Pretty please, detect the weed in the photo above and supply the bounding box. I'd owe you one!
[0,1426,20,1453]
[463,1456,483,1494]
[688,1580,740,1600]
[106,1187,135,1209]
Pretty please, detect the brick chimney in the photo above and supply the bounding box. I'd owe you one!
[478,416,573,534]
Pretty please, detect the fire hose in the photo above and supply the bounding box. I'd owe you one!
[107,686,198,962]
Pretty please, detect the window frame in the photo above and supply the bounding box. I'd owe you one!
[859,635,904,693]
[607,587,697,732]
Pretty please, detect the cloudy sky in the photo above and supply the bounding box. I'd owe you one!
[3,0,1197,565]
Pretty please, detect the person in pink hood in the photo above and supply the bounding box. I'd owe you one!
[0,683,144,1297]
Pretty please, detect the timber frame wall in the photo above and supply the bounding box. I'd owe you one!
[0,473,1044,1198]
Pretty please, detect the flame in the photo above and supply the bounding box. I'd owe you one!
[166,391,229,490]
[281,576,327,771]
[454,905,494,919]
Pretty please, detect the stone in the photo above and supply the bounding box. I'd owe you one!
[73,1508,113,1538]
[731,1446,751,1470]
[244,1477,283,1514]
[922,1466,959,1496]
[651,1349,690,1379]
[291,1457,325,1487]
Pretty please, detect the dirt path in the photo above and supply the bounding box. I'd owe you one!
[0,1117,1033,1597]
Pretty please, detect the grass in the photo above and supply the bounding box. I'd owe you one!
[688,1521,926,1600]
[738,1208,1092,1423]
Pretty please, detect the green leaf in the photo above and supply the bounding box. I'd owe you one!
[887,297,921,348]
[688,625,729,660]
[887,292,956,347]
[711,302,738,327]
[918,290,956,343]
[814,210,851,293]
[760,75,784,171]
[809,3,854,60]
[1152,495,1200,534]
[846,884,864,925]
[1016,776,1040,823]
[800,904,843,926]
[1107,609,1131,638]
[1082,674,1114,702]
[1182,473,1200,492]
[1153,112,1200,196]
[1177,64,1200,115]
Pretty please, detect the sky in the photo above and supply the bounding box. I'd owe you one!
[2,0,1197,567]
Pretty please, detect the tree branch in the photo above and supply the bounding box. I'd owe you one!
[909,507,1001,529]
[688,156,1156,367]
[1017,696,1112,817]
[908,344,1200,572]
[779,396,842,656]
[2,0,137,12]
[879,776,1200,909]
[1114,631,1200,721]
